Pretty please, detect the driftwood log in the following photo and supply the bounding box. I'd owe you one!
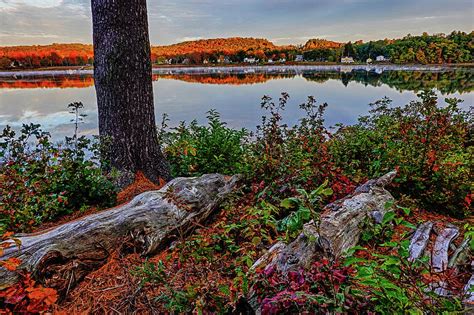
[248,171,397,312]
[0,174,239,292]
[251,171,397,274]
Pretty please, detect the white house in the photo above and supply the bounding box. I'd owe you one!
[295,55,304,62]
[267,59,274,63]
[376,55,388,62]
[279,58,286,63]
[341,56,354,63]
[244,57,257,64]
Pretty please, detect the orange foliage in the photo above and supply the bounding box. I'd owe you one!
[0,38,289,69]
[0,76,94,89]
[151,37,279,58]
[303,38,343,50]
[0,273,59,314]
[156,73,293,85]
[0,44,94,68]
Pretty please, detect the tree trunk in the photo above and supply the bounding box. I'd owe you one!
[91,0,170,184]
[0,174,239,294]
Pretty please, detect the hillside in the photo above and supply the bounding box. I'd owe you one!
[0,43,94,67]
[302,38,343,50]
[151,37,280,57]
[0,38,284,68]
[0,31,472,68]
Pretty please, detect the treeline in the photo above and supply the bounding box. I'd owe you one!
[0,43,93,69]
[303,31,473,63]
[151,37,297,64]
[356,31,473,64]
[0,32,472,69]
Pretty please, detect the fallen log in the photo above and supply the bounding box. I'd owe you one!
[251,171,396,274]
[409,221,434,261]
[463,262,474,311]
[319,170,397,257]
[248,171,396,311]
[0,174,239,293]
[432,225,459,272]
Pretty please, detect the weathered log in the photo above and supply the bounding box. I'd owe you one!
[319,170,397,257]
[248,172,396,311]
[0,174,239,292]
[408,221,434,261]
[251,171,396,275]
[432,225,459,272]
[248,172,396,312]
[463,262,474,311]
[448,236,471,268]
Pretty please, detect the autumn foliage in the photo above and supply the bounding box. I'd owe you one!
[0,43,93,69]
[151,37,279,58]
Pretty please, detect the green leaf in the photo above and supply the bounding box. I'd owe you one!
[251,237,262,245]
[280,198,298,209]
[382,211,396,225]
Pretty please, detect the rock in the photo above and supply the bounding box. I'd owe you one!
[0,174,239,293]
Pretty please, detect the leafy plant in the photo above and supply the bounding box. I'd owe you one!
[278,180,333,238]
[251,258,371,314]
[161,110,248,177]
[0,232,59,314]
[0,120,117,233]
[329,91,472,217]
[360,203,416,244]
[345,240,464,313]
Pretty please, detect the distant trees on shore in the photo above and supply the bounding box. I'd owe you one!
[0,31,472,69]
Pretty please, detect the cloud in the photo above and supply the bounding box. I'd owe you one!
[0,0,472,46]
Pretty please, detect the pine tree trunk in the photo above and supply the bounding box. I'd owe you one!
[91,0,171,184]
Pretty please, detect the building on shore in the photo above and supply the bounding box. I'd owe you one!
[243,57,257,64]
[341,56,354,63]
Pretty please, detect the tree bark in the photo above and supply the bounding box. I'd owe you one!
[91,0,170,184]
[0,174,239,294]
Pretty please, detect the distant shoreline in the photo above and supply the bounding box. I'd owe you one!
[0,63,473,78]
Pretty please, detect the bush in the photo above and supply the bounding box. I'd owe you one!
[329,91,472,217]
[251,258,371,314]
[240,93,355,203]
[161,91,471,218]
[160,110,248,177]
[345,240,464,313]
[0,123,117,233]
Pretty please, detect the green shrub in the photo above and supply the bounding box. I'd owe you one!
[0,123,117,233]
[329,91,472,218]
[345,241,464,313]
[240,93,355,203]
[161,110,248,177]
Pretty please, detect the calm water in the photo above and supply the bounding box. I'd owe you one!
[0,67,472,140]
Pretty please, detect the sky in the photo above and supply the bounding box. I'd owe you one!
[0,0,473,46]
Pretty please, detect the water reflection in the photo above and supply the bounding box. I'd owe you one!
[1,70,473,93]
[0,69,472,140]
